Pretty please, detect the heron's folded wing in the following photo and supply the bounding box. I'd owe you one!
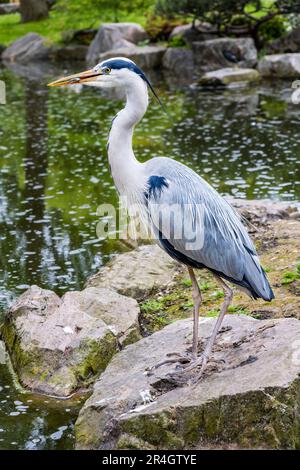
[146,172,255,283]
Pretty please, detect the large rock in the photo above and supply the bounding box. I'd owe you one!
[75,315,300,449]
[98,45,167,70]
[0,3,19,15]
[86,22,148,65]
[86,244,180,300]
[2,33,50,64]
[257,53,300,78]
[268,27,300,54]
[193,37,257,73]
[199,67,260,88]
[2,285,141,397]
[162,48,194,74]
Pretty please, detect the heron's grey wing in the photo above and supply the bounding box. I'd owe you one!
[144,158,250,279]
[144,158,273,300]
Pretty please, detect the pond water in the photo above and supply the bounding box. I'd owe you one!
[0,61,299,449]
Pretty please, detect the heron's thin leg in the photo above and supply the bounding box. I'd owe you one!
[170,275,232,379]
[188,267,202,360]
[191,275,233,381]
[148,267,201,373]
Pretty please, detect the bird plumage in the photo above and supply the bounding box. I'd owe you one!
[144,157,274,301]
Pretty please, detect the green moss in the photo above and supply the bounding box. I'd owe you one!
[200,282,213,291]
[140,286,192,333]
[228,305,251,315]
[121,328,142,347]
[121,412,184,449]
[207,305,250,317]
[3,319,118,394]
[282,267,300,285]
[211,290,224,299]
[181,278,192,287]
[74,332,117,385]
[117,433,155,450]
[168,35,187,48]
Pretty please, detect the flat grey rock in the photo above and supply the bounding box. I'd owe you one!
[86,244,180,300]
[75,315,300,449]
[3,285,141,397]
[2,33,50,64]
[162,48,194,74]
[268,27,300,54]
[199,67,260,87]
[86,22,148,65]
[193,37,257,73]
[98,45,167,70]
[0,3,19,15]
[258,53,300,77]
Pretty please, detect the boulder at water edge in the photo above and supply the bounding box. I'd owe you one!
[2,33,50,64]
[199,67,260,87]
[2,285,141,397]
[258,53,300,77]
[98,45,167,70]
[193,37,257,73]
[162,48,194,74]
[75,315,300,449]
[86,244,180,300]
[86,23,148,65]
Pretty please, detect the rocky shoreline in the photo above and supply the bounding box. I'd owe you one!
[2,22,300,86]
[1,199,300,449]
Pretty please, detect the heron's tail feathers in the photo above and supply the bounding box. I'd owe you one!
[243,253,275,302]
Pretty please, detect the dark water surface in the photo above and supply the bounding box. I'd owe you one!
[0,61,299,449]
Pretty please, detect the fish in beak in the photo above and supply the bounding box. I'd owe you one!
[48,69,102,87]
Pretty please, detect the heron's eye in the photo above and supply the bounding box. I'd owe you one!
[103,67,111,74]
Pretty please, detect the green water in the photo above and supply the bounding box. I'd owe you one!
[0,61,299,449]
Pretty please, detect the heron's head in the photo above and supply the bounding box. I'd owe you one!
[48,57,162,105]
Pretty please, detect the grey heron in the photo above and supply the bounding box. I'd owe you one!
[48,58,274,383]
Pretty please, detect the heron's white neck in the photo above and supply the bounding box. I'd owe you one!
[107,77,148,195]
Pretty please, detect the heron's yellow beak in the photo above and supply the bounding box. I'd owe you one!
[47,69,102,87]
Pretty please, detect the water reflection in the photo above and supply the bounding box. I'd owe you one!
[0,61,299,449]
[0,361,83,450]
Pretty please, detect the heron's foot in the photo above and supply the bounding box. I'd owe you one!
[148,351,196,373]
[169,353,207,376]
[167,355,225,385]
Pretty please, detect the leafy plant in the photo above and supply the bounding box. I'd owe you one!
[155,0,298,48]
[168,34,187,47]
[281,265,300,284]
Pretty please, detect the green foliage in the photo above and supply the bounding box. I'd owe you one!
[281,265,300,284]
[168,34,187,47]
[145,13,186,41]
[211,290,225,299]
[199,282,212,291]
[0,0,152,46]
[155,0,295,48]
[181,278,192,287]
[259,14,287,41]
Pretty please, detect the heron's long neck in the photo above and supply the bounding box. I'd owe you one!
[107,78,148,195]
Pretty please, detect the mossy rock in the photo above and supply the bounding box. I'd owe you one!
[2,285,141,397]
[75,315,300,449]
